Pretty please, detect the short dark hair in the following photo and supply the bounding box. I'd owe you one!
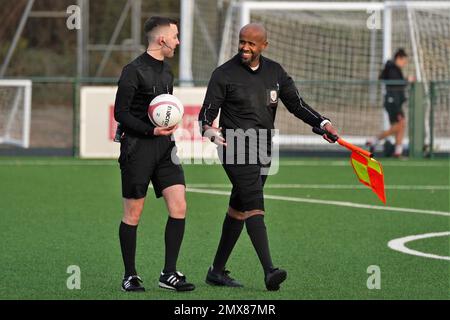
[144,16,178,34]
[394,48,408,60]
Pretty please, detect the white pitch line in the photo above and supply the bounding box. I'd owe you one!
[279,160,449,167]
[0,160,117,166]
[185,183,450,191]
[0,160,448,168]
[186,187,450,217]
[388,232,450,261]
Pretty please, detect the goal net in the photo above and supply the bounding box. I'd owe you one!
[211,1,450,152]
[0,80,32,148]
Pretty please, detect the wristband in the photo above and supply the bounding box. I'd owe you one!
[320,119,331,129]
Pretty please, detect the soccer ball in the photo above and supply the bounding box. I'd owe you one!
[148,94,184,127]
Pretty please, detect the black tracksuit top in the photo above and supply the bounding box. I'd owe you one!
[379,60,407,101]
[199,54,328,133]
[114,52,174,138]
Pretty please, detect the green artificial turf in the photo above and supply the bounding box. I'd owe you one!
[0,157,448,300]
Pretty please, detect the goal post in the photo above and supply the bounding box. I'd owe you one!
[0,79,32,148]
[215,1,450,153]
[234,1,450,62]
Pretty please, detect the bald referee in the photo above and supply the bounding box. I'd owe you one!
[114,16,194,292]
[199,23,339,291]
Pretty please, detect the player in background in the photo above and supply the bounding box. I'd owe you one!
[114,16,195,292]
[366,49,414,158]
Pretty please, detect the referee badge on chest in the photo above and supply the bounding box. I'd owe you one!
[270,90,278,103]
[267,88,279,107]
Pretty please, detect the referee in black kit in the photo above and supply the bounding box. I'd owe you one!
[114,17,194,292]
[199,23,339,291]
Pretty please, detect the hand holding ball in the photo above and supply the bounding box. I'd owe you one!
[148,94,184,127]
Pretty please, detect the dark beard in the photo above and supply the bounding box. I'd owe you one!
[239,51,252,65]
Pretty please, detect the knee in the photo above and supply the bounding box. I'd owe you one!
[123,214,141,226]
[245,210,264,220]
[169,200,187,219]
[227,207,246,220]
[123,204,144,225]
[227,208,264,220]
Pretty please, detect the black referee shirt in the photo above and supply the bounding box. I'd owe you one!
[199,54,328,133]
[114,52,174,138]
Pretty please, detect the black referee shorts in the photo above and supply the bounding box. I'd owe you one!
[118,133,185,199]
[222,163,269,212]
[384,93,405,124]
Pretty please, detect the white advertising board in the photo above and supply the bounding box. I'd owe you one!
[80,86,218,159]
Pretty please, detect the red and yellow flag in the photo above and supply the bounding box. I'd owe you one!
[312,127,386,203]
[350,151,386,204]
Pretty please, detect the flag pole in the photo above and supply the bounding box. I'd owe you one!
[312,127,373,158]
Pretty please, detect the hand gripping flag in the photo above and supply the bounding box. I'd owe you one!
[313,127,386,204]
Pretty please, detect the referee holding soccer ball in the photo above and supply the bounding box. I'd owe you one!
[114,16,194,292]
[199,23,339,291]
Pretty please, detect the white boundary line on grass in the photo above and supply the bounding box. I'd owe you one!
[0,160,448,167]
[279,161,449,167]
[185,187,450,217]
[388,232,450,261]
[185,183,450,191]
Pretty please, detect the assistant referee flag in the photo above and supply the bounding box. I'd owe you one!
[350,151,386,204]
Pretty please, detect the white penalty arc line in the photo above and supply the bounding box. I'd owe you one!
[185,188,450,217]
[185,183,450,191]
[388,232,450,261]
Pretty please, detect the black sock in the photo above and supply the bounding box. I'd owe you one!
[119,221,138,278]
[212,214,244,273]
[163,217,185,274]
[246,215,273,275]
